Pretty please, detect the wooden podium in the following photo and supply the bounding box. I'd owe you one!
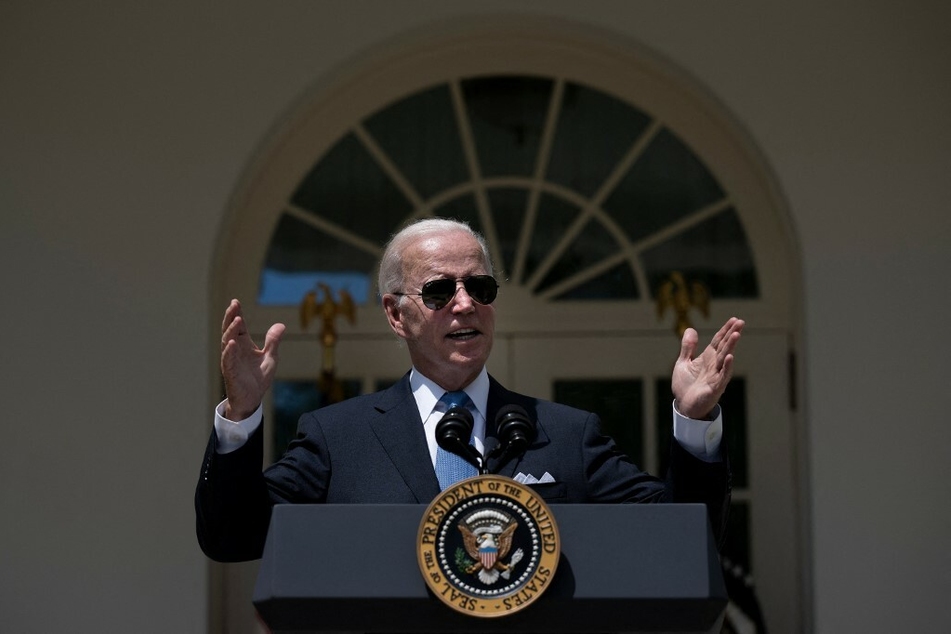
[254,504,726,633]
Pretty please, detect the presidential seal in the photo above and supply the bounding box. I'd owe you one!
[416,474,560,617]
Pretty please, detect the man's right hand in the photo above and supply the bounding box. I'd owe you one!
[220,299,286,420]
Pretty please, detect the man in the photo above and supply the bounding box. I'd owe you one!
[196,218,743,562]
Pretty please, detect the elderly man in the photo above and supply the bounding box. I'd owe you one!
[196,218,743,562]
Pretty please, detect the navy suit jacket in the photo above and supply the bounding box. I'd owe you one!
[196,374,730,562]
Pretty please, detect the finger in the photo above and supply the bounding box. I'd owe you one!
[262,323,286,357]
[718,353,735,383]
[679,327,699,362]
[708,317,736,350]
[221,299,242,335]
[221,315,249,351]
[220,339,241,375]
[716,322,745,362]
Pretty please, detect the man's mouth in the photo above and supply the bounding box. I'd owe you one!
[447,328,479,341]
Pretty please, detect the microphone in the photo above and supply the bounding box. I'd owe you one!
[435,406,484,472]
[481,436,500,470]
[490,404,536,466]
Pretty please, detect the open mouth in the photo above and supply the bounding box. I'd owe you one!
[447,328,480,341]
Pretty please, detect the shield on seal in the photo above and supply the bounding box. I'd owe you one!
[479,543,498,569]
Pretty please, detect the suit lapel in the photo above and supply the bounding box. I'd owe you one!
[368,376,441,502]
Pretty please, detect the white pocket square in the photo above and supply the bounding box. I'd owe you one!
[514,471,557,484]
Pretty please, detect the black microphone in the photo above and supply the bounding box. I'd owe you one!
[435,406,484,472]
[480,436,500,475]
[490,404,536,466]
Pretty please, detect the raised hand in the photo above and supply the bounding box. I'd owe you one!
[220,299,286,420]
[671,317,745,420]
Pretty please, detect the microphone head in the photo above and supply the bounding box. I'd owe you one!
[495,404,536,453]
[435,406,474,452]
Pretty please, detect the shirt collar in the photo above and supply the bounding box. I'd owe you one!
[409,366,489,422]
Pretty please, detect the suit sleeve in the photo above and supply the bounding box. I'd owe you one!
[666,437,731,549]
[195,424,273,562]
[579,412,731,548]
[195,411,334,562]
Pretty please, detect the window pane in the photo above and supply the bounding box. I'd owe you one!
[433,193,482,233]
[723,501,752,573]
[552,262,639,301]
[487,188,528,278]
[524,193,582,282]
[547,82,653,197]
[259,214,378,305]
[291,133,411,244]
[538,219,633,299]
[461,76,552,177]
[364,85,469,198]
[271,379,362,463]
[604,128,725,243]
[641,208,759,298]
[554,379,643,467]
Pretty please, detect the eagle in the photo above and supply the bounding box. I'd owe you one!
[458,522,520,585]
[656,271,710,336]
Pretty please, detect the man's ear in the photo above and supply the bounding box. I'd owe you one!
[382,294,408,339]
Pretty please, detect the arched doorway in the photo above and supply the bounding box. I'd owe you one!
[211,19,803,634]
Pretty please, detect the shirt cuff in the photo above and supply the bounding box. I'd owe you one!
[213,400,263,454]
[672,400,723,463]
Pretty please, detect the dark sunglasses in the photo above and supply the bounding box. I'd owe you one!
[396,275,499,310]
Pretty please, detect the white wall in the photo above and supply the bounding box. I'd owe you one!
[2,1,949,632]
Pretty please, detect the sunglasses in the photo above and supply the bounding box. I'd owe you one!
[396,275,499,310]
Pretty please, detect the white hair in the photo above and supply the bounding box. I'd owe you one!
[377,218,493,297]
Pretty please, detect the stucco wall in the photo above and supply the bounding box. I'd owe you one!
[2,2,949,632]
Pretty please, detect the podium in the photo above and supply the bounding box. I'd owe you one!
[254,504,726,633]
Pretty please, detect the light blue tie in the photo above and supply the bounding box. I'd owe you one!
[435,390,478,490]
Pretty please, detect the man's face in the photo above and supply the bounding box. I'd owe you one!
[382,230,496,391]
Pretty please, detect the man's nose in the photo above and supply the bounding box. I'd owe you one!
[450,281,475,312]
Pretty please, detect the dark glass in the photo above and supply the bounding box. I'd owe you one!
[263,77,759,307]
[554,379,644,467]
[537,218,632,298]
[604,128,725,243]
[290,133,411,245]
[723,501,752,573]
[406,275,499,310]
[486,188,528,278]
[552,262,639,301]
[547,82,653,197]
[642,207,759,298]
[523,193,582,283]
[258,214,378,305]
[271,379,361,463]
[433,193,482,234]
[364,84,469,198]
[461,76,553,177]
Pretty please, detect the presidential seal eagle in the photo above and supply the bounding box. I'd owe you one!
[458,510,524,585]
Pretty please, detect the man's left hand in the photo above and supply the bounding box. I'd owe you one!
[672,317,745,420]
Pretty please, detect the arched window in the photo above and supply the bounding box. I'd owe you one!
[258,78,758,308]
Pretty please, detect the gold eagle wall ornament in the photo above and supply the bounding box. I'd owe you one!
[656,271,710,337]
[299,283,356,403]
